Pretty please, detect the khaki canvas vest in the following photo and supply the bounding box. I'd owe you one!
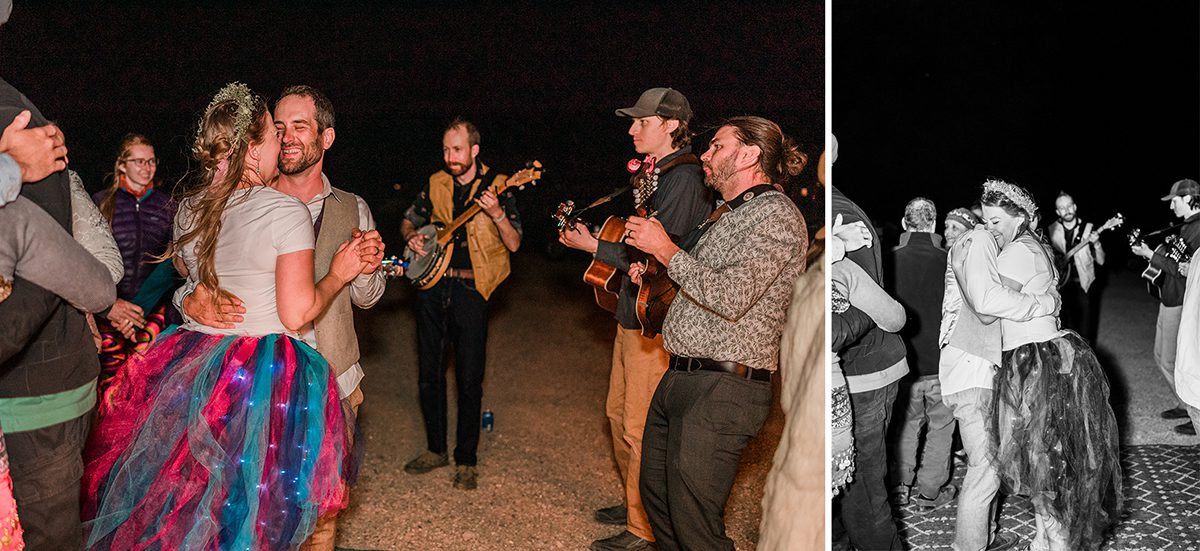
[312,187,361,376]
[428,164,511,300]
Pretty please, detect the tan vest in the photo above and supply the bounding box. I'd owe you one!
[312,187,361,376]
[428,165,511,300]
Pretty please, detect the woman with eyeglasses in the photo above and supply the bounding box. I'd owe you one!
[92,134,180,390]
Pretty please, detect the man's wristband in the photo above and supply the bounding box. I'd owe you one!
[492,214,505,223]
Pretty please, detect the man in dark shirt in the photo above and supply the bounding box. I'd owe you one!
[885,198,956,511]
[401,118,522,489]
[1131,178,1200,435]
[0,2,110,547]
[560,88,710,551]
[832,185,907,551]
[1047,192,1106,344]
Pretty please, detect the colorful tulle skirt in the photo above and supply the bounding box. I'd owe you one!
[993,331,1122,550]
[83,327,348,551]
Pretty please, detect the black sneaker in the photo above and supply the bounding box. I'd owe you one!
[1162,406,1191,420]
[985,533,1019,551]
[594,504,628,525]
[1175,421,1197,436]
[911,486,958,512]
[888,485,911,506]
[590,530,654,551]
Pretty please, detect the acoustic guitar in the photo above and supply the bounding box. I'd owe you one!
[1054,214,1123,289]
[403,161,543,290]
[1129,227,1190,299]
[553,201,678,337]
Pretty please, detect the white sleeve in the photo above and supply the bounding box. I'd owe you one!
[350,194,385,308]
[273,199,316,255]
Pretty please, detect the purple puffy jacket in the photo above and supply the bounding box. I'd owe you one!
[93,186,176,300]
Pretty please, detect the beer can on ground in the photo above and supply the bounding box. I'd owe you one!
[482,409,494,432]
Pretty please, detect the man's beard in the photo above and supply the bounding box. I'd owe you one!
[278,136,323,175]
[703,155,737,195]
[446,157,473,177]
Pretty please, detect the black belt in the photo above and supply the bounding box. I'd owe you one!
[669,356,772,382]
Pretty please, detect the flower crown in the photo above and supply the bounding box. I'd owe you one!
[983,178,1037,219]
[197,82,260,148]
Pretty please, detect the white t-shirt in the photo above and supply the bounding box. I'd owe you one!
[175,186,314,337]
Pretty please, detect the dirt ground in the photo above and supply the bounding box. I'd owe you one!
[336,253,788,550]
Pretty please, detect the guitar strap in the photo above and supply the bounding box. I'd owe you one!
[678,183,780,252]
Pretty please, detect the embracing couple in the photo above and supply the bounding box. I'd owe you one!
[939,179,1122,551]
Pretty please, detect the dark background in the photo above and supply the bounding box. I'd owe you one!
[1,2,825,252]
[834,2,1198,257]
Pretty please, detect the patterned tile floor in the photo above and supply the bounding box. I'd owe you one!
[898,445,1200,550]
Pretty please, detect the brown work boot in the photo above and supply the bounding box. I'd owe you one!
[403,450,449,475]
[453,465,478,490]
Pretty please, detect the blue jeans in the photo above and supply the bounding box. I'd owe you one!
[943,388,1001,551]
[834,380,902,551]
[892,376,956,498]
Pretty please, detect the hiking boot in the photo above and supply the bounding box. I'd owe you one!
[590,530,654,551]
[986,532,1020,551]
[403,450,449,474]
[912,485,958,512]
[1175,421,1197,435]
[453,465,478,490]
[1161,406,1190,419]
[594,503,628,525]
[889,484,911,506]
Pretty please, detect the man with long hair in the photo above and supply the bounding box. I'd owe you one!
[625,116,808,550]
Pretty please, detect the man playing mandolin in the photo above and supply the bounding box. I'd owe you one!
[400,118,521,489]
[559,87,710,551]
[1047,191,1106,344]
[1131,178,1200,434]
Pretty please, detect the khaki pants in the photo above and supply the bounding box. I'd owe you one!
[301,385,364,551]
[607,326,670,541]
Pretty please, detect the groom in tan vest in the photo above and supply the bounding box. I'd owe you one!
[180,85,385,551]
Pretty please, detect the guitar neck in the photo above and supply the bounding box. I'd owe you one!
[437,203,487,245]
[1062,238,1093,260]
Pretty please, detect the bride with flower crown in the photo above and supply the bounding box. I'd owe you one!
[81,83,366,550]
[972,179,1122,551]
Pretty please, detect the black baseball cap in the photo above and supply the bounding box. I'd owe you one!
[1161,178,1200,201]
[615,88,693,122]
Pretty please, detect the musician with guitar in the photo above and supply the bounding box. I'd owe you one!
[1129,179,1200,434]
[1047,192,1113,344]
[400,118,522,489]
[625,116,808,551]
[558,88,710,551]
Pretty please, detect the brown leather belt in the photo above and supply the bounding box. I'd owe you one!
[669,355,772,382]
[445,268,475,279]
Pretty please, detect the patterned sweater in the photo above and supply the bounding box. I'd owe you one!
[663,190,807,372]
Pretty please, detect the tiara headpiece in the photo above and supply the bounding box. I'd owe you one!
[198,82,259,148]
[983,178,1037,219]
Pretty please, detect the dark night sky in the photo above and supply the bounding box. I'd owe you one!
[1,2,824,250]
[834,2,1198,253]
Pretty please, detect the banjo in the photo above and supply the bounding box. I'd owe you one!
[403,161,543,290]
